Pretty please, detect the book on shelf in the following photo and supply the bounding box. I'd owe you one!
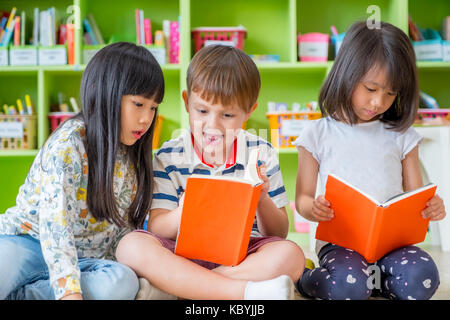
[87,13,104,45]
[174,148,263,266]
[444,16,450,41]
[315,174,437,263]
[83,17,98,45]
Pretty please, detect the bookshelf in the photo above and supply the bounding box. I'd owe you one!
[1,0,449,229]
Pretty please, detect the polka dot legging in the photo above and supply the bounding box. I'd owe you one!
[297,244,440,300]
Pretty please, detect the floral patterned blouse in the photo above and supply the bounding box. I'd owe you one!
[0,118,137,300]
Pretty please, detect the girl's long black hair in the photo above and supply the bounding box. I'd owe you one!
[80,42,164,229]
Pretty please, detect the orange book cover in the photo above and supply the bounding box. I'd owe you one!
[316,174,437,263]
[174,149,263,266]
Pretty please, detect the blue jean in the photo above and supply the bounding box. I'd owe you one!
[297,244,440,300]
[0,234,139,300]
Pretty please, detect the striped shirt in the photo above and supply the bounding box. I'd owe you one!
[151,129,289,236]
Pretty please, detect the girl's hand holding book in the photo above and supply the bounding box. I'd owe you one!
[312,195,334,221]
[422,194,446,221]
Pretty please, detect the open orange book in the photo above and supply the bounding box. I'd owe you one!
[174,149,263,266]
[316,174,437,263]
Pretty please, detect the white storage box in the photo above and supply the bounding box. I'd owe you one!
[38,45,67,65]
[9,46,38,66]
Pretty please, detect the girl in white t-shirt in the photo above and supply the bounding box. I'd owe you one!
[294,21,446,300]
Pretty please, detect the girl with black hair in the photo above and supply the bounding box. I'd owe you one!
[294,21,445,300]
[0,42,164,300]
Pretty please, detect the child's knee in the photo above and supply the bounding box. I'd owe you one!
[274,240,305,281]
[300,266,372,300]
[116,231,161,264]
[380,247,440,300]
[87,263,139,300]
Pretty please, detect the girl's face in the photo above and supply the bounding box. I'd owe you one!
[351,66,397,123]
[120,95,158,146]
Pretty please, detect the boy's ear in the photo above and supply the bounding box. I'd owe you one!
[245,102,258,121]
[182,90,189,113]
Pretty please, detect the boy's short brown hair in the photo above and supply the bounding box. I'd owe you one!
[186,45,261,113]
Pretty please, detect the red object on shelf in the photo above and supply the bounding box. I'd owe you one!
[48,112,77,131]
[191,26,247,52]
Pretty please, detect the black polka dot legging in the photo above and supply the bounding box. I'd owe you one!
[297,243,440,300]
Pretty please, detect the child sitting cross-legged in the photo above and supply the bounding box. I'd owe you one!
[116,45,306,300]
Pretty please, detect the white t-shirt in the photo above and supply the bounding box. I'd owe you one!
[292,117,422,255]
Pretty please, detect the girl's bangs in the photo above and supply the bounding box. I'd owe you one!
[123,56,165,103]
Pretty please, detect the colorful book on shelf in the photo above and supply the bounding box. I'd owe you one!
[20,11,25,46]
[174,148,263,266]
[67,23,74,65]
[408,15,423,41]
[0,17,7,42]
[139,10,145,46]
[169,21,179,64]
[444,16,450,41]
[87,13,104,45]
[315,174,437,263]
[0,7,16,46]
[32,8,39,45]
[135,9,141,45]
[83,18,98,45]
[13,16,20,46]
[1,17,15,47]
[59,24,67,45]
[144,18,152,45]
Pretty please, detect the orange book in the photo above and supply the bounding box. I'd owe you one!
[66,23,74,65]
[316,174,437,263]
[174,149,263,266]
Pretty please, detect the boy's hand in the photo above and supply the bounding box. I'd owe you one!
[312,195,334,221]
[175,193,186,225]
[258,164,270,199]
[422,194,446,221]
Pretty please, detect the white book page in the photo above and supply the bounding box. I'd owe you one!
[189,148,263,186]
[382,183,436,208]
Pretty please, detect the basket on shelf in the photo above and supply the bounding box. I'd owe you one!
[266,111,322,148]
[192,26,247,53]
[48,112,78,132]
[0,115,37,150]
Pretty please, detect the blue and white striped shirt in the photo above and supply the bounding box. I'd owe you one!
[151,129,289,237]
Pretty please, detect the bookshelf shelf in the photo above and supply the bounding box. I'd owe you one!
[1,0,449,215]
[0,149,39,157]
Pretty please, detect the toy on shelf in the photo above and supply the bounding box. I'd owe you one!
[297,32,329,62]
[415,109,450,126]
[48,92,79,131]
[409,15,450,62]
[330,25,346,59]
[191,26,247,53]
[249,54,280,63]
[266,101,321,148]
[0,94,37,150]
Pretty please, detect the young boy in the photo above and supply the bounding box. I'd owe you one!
[116,45,305,300]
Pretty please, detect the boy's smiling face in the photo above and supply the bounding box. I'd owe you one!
[183,90,256,167]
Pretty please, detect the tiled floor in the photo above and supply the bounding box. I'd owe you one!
[296,244,450,300]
